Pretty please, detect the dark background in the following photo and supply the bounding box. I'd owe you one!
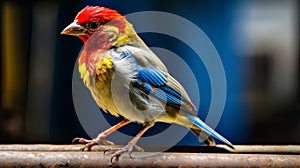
[0,0,299,145]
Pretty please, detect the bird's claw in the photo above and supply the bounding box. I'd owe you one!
[109,144,144,163]
[72,137,93,144]
[72,136,114,151]
[103,148,113,155]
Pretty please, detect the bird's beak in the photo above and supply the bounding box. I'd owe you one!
[61,21,86,36]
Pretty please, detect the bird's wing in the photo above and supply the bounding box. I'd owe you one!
[113,46,197,116]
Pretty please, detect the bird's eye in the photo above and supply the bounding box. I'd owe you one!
[87,21,101,30]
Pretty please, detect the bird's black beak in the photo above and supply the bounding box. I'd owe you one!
[61,21,86,36]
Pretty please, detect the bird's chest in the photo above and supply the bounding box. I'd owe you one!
[93,56,114,97]
[79,55,118,115]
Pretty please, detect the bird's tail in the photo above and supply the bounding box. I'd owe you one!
[189,128,216,146]
[186,114,234,149]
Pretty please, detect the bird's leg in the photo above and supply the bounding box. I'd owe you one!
[73,119,131,151]
[109,124,153,162]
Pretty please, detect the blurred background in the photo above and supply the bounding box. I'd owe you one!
[0,0,299,145]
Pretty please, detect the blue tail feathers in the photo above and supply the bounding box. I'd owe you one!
[186,114,234,149]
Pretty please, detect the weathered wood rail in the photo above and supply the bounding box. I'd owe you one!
[0,144,299,167]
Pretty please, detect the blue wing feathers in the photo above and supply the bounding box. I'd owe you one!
[155,87,182,105]
[136,68,167,86]
[144,83,153,93]
[135,67,184,105]
[160,85,181,99]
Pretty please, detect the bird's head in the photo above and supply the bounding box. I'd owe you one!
[61,6,128,44]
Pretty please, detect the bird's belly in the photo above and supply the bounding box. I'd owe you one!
[92,80,163,123]
[109,77,165,123]
[115,100,165,123]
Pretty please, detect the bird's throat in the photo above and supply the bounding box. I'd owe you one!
[79,39,113,72]
[78,35,89,43]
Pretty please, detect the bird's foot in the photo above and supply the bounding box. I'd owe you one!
[72,133,114,151]
[105,143,144,163]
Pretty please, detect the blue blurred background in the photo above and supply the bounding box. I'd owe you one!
[0,0,299,145]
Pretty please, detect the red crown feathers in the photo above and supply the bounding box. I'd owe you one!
[75,6,122,25]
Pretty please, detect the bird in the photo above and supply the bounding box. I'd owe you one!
[61,5,234,161]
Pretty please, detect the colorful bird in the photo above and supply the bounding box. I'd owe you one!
[61,6,233,161]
